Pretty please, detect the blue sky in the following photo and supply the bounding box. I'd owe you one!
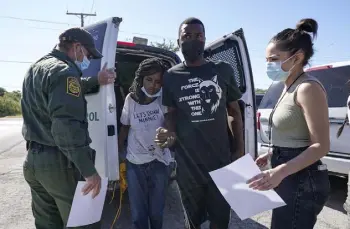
[1,0,349,91]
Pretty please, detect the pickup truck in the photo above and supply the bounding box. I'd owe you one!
[257,61,350,176]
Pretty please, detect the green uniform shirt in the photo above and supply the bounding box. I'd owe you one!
[21,48,99,177]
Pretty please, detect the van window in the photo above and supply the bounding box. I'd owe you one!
[205,40,246,93]
[259,65,350,109]
[255,94,264,108]
[309,65,350,107]
[258,82,283,109]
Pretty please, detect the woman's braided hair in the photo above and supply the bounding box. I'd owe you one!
[129,57,169,103]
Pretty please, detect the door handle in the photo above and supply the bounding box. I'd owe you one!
[108,104,116,113]
[330,120,346,124]
[329,117,347,124]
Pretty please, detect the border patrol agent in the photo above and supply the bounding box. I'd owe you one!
[21,28,115,229]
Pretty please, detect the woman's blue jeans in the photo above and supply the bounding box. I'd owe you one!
[270,146,330,229]
[126,160,169,229]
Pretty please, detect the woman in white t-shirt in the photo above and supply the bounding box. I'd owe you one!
[118,58,175,229]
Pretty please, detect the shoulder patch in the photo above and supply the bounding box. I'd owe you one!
[66,77,81,97]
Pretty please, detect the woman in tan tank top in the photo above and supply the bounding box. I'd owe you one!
[247,19,330,229]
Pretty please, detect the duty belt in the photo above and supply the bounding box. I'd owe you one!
[26,141,58,151]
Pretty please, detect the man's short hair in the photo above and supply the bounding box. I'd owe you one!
[178,17,205,37]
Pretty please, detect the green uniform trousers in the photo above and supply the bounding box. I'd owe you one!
[23,142,101,229]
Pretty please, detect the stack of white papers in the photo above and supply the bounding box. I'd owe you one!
[209,154,286,220]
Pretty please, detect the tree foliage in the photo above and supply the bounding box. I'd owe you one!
[0,87,5,96]
[150,39,179,52]
[0,88,22,117]
[255,88,267,94]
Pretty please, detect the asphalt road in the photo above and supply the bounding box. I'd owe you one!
[0,118,348,229]
[0,118,24,154]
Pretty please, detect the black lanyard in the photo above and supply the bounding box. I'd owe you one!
[268,72,305,146]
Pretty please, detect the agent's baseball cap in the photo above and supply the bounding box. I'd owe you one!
[59,27,103,59]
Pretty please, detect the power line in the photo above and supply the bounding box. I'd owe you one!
[0,15,176,40]
[66,11,96,27]
[2,16,344,62]
[88,0,96,24]
[89,0,95,13]
[0,60,32,64]
[0,15,342,48]
[0,15,76,26]
[25,26,62,31]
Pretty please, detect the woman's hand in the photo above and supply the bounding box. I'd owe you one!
[154,127,176,148]
[255,152,272,168]
[246,165,287,191]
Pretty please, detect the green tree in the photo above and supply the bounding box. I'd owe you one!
[150,39,179,52]
[0,90,22,117]
[10,90,21,101]
[0,87,6,96]
[255,88,267,94]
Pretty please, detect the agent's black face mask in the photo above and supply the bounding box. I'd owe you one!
[180,40,205,63]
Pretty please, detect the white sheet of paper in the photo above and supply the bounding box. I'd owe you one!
[66,177,108,227]
[209,154,286,220]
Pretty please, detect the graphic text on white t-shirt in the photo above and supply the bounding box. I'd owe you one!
[133,108,160,123]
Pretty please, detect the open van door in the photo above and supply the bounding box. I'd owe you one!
[204,29,257,159]
[82,17,122,181]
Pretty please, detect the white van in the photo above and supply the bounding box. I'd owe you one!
[81,17,258,186]
[257,61,350,176]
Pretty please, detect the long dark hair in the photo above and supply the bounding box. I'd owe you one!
[129,57,169,103]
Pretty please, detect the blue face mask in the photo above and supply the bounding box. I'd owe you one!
[75,47,90,71]
[141,87,162,98]
[266,55,296,82]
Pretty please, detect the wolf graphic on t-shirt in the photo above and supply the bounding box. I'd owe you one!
[198,75,222,117]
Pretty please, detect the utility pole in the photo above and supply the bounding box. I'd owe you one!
[66,11,96,27]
